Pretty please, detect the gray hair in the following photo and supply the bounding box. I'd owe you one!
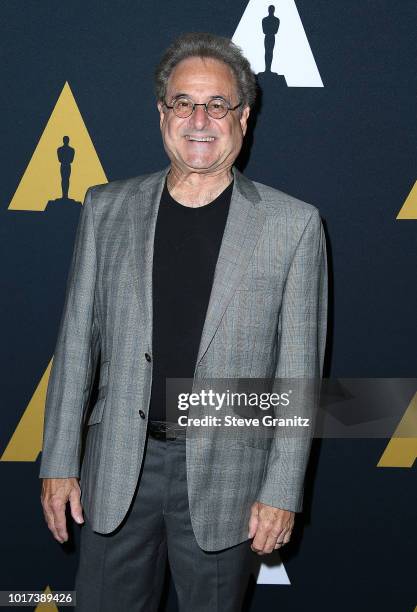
[154,32,257,111]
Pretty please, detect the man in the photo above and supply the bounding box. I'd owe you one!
[40,32,328,611]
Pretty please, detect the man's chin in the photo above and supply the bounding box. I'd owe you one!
[180,157,220,172]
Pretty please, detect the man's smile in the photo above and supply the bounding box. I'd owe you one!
[184,135,216,142]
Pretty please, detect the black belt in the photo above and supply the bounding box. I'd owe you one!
[148,420,187,441]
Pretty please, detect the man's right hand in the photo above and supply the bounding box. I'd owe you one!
[40,478,84,543]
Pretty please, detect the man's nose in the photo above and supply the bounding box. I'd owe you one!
[189,105,210,129]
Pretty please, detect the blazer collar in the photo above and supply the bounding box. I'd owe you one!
[127,164,265,370]
[132,163,262,207]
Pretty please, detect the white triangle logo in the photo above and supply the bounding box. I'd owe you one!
[232,0,324,87]
[253,553,292,584]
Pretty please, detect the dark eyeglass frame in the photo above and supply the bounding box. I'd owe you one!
[163,96,242,119]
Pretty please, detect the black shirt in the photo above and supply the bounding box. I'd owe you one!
[148,176,233,421]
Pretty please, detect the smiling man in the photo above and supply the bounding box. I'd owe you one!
[39,32,328,611]
[157,54,249,204]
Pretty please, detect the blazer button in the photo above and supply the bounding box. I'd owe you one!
[145,353,151,362]
[139,410,146,419]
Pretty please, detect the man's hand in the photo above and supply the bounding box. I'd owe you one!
[248,501,294,555]
[40,478,84,543]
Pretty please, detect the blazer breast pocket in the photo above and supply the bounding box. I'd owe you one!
[236,274,277,292]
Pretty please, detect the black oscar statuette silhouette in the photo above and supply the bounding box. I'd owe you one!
[58,135,74,199]
[45,135,82,211]
[44,136,83,266]
[263,5,279,72]
[257,5,286,88]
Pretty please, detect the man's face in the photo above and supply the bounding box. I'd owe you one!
[157,56,250,174]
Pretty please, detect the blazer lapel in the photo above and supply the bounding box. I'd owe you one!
[127,165,170,335]
[127,164,266,369]
[194,166,266,368]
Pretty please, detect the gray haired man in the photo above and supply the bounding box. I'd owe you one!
[40,32,328,611]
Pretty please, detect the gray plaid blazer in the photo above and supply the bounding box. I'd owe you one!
[39,164,328,551]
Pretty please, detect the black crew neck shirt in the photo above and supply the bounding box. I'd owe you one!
[148,176,234,421]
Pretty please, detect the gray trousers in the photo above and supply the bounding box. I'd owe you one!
[74,428,254,611]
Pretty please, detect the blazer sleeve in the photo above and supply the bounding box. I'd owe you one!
[39,186,99,479]
[257,208,328,512]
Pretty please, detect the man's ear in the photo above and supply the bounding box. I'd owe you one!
[240,105,251,137]
[157,101,165,129]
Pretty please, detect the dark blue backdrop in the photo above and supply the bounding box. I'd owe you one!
[1,1,416,610]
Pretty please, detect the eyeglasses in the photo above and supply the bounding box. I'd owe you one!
[163,96,242,119]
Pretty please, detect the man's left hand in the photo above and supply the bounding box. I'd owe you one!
[248,501,294,555]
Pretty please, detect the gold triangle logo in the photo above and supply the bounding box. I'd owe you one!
[8,81,107,210]
[377,391,417,467]
[396,181,417,219]
[1,360,52,461]
[34,585,60,610]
